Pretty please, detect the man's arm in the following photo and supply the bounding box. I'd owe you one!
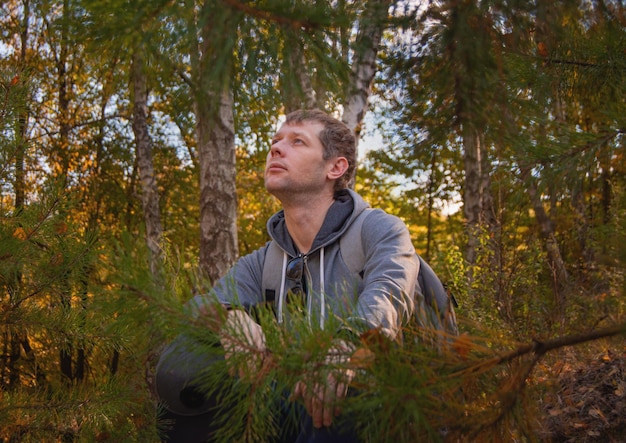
[187,245,268,315]
[349,209,418,338]
[185,247,269,380]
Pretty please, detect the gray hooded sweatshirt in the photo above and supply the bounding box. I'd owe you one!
[192,189,418,338]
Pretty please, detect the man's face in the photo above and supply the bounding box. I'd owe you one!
[264,121,330,197]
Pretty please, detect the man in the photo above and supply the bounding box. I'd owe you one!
[156,109,418,442]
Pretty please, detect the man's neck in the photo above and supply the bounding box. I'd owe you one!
[282,193,335,254]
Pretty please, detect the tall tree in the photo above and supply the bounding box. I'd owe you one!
[131,44,164,276]
[191,1,241,283]
[379,0,500,284]
[445,1,498,277]
[5,0,31,391]
[378,0,625,327]
[280,32,317,113]
[342,0,392,148]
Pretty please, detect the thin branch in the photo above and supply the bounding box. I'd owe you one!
[220,0,319,30]
[456,321,626,378]
[511,49,600,68]
[441,321,626,389]
[543,57,598,68]
[447,322,626,437]
[552,129,622,162]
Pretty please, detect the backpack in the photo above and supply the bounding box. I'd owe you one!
[261,208,459,338]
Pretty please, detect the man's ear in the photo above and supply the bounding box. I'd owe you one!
[327,157,349,181]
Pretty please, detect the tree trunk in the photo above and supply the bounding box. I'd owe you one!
[12,0,31,208]
[524,1,572,320]
[522,167,569,318]
[91,61,122,376]
[425,152,437,261]
[55,0,71,184]
[196,90,238,283]
[3,0,31,390]
[281,35,317,113]
[444,0,499,294]
[56,0,76,385]
[342,0,392,146]
[462,129,492,266]
[194,4,239,284]
[131,46,164,276]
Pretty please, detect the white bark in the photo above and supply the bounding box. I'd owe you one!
[342,0,392,144]
[131,48,163,275]
[196,88,238,283]
[282,38,317,113]
[193,4,239,283]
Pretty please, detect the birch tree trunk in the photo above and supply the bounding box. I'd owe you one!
[196,91,238,283]
[463,129,494,268]
[194,3,239,284]
[341,0,392,146]
[14,1,28,212]
[281,36,317,113]
[131,46,163,276]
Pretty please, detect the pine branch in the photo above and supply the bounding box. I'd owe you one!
[220,0,320,30]
[551,129,623,163]
[495,321,626,364]
[542,57,598,68]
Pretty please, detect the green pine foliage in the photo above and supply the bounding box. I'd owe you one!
[0,186,153,441]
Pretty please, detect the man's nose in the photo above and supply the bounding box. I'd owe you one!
[270,141,284,155]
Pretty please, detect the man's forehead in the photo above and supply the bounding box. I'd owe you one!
[277,121,323,136]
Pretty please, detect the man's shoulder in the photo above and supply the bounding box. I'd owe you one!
[340,207,409,255]
[358,207,406,230]
[233,242,272,275]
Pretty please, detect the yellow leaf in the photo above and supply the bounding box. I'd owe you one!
[13,227,27,240]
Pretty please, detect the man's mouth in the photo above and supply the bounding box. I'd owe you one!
[266,163,286,173]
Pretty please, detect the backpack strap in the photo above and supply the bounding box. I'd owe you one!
[340,208,441,303]
[261,241,288,322]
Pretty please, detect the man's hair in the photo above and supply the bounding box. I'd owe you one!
[284,109,357,190]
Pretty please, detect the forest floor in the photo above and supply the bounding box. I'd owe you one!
[540,345,626,442]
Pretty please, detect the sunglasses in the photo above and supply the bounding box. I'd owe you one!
[286,255,306,303]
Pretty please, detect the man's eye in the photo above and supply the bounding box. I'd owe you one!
[294,138,304,144]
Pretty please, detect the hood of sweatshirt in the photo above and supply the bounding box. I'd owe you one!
[266,188,370,257]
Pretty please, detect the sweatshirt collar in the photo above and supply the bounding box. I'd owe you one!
[267,189,369,256]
